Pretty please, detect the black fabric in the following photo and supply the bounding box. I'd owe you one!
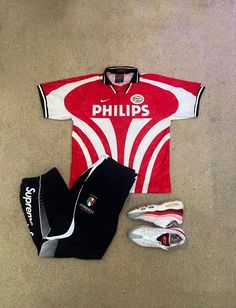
[20,168,72,252]
[20,176,43,253]
[195,85,205,117]
[19,158,136,259]
[103,66,140,84]
[37,85,48,118]
[41,168,74,237]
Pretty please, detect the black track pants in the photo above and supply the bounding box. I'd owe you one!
[20,156,136,259]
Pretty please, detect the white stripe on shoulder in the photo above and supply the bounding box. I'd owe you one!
[140,77,196,118]
[47,75,102,100]
[45,76,102,120]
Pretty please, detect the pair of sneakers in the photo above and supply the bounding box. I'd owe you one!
[127,200,186,250]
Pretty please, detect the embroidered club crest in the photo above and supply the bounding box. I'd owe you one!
[130,94,144,104]
[86,195,97,207]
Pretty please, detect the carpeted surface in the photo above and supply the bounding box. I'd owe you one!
[0,1,235,307]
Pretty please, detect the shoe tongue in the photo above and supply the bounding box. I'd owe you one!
[157,233,170,246]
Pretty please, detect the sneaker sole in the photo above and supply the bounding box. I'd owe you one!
[128,200,184,219]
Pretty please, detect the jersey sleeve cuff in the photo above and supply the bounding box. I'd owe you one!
[194,84,205,117]
[37,85,49,118]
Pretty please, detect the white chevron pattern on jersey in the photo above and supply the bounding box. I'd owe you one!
[141,133,170,193]
[72,117,106,158]
[72,116,171,192]
[91,118,118,161]
[72,131,92,167]
[132,117,171,174]
[129,118,171,193]
[49,76,198,192]
[38,68,204,193]
[124,118,152,166]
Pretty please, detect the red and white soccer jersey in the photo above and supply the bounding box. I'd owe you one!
[37,66,205,193]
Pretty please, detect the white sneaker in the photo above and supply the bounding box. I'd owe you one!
[127,200,184,228]
[128,226,186,250]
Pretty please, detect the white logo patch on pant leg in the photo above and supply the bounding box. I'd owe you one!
[23,187,36,226]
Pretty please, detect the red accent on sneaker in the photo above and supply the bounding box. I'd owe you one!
[145,209,183,216]
[157,234,170,246]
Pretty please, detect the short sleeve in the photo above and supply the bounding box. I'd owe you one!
[141,73,205,120]
[169,79,205,120]
[37,79,72,120]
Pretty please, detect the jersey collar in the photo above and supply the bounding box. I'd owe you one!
[102,66,140,89]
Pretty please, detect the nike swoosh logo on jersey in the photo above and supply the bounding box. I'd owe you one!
[100,98,110,103]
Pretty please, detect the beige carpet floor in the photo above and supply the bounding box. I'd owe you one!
[0,1,235,307]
